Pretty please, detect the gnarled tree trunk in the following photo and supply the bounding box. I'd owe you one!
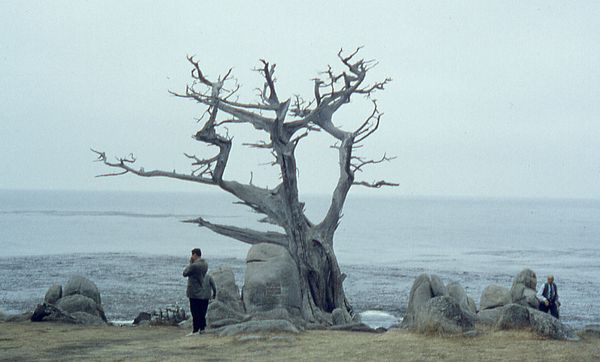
[93,48,396,323]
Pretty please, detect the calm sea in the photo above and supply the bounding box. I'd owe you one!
[1,190,599,328]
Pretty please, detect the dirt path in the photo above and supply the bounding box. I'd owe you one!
[1,322,599,361]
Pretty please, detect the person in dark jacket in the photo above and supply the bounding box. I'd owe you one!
[538,274,560,318]
[183,248,215,335]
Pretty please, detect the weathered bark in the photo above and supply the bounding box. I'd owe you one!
[93,49,396,323]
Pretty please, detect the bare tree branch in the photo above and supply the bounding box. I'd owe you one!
[183,216,287,247]
[353,180,399,188]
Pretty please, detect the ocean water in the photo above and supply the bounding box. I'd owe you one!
[1,190,599,328]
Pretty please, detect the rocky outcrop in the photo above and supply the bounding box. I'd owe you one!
[32,276,107,325]
[430,275,447,297]
[211,267,244,313]
[63,276,102,305]
[496,303,530,330]
[133,312,151,325]
[480,284,511,310]
[207,300,247,328]
[242,244,302,317]
[447,281,477,315]
[56,294,105,320]
[411,296,475,335]
[474,268,578,341]
[402,274,434,327]
[331,307,353,326]
[44,284,62,305]
[402,274,475,335]
[529,308,579,341]
[510,268,539,309]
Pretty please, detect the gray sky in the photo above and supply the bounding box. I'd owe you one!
[1,1,599,199]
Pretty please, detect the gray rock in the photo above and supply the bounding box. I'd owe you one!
[56,294,107,322]
[210,267,244,313]
[133,312,151,325]
[512,268,537,290]
[496,303,530,330]
[251,307,293,322]
[529,308,579,341]
[465,296,477,314]
[476,306,507,326]
[178,318,192,329]
[579,324,600,338]
[44,284,62,305]
[63,276,101,305]
[31,303,77,323]
[523,288,540,309]
[218,319,300,337]
[243,244,302,316]
[447,281,477,315]
[210,318,245,329]
[430,275,447,297]
[207,300,246,328]
[328,322,381,333]
[480,284,511,310]
[70,312,106,325]
[411,296,475,335]
[510,284,526,304]
[401,274,433,327]
[331,308,352,326]
[511,268,538,308]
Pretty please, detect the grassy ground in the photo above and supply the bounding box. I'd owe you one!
[1,321,599,361]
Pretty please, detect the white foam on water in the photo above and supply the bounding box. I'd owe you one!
[359,310,399,329]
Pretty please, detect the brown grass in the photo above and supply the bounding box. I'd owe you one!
[1,321,599,361]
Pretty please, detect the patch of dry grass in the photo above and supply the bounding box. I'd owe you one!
[1,322,599,361]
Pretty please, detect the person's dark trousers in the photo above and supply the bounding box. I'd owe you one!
[198,299,209,331]
[189,298,202,333]
[539,302,560,319]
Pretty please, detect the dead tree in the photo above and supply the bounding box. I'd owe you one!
[93,48,396,323]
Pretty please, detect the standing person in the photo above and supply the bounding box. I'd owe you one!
[538,274,560,319]
[183,248,208,335]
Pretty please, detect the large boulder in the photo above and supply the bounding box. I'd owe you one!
[207,300,247,328]
[511,269,539,309]
[243,243,302,317]
[513,268,537,290]
[31,303,77,323]
[44,284,62,305]
[496,303,530,330]
[210,267,244,313]
[56,294,107,322]
[430,275,447,297]
[480,284,511,310]
[411,296,475,335]
[477,305,507,326]
[331,308,353,326]
[401,274,433,327]
[447,281,477,315]
[529,308,579,341]
[63,276,101,305]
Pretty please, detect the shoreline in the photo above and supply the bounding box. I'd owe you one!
[2,252,598,329]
